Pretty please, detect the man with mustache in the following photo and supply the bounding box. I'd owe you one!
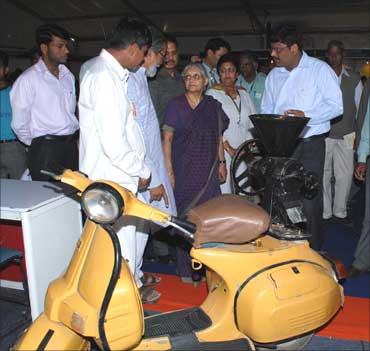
[323,40,362,224]
[261,24,343,250]
[127,28,177,302]
[148,34,184,263]
[10,24,79,181]
[79,17,152,277]
[148,35,185,127]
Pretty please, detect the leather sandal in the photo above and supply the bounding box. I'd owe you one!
[141,273,161,287]
[140,286,161,304]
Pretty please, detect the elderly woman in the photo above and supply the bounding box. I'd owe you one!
[162,63,229,283]
[207,53,256,194]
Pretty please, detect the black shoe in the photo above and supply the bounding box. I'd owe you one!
[143,255,156,263]
[158,254,176,264]
[158,255,170,264]
[347,265,369,278]
[332,215,352,225]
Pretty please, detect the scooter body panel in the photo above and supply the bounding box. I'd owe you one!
[235,260,342,343]
[191,236,343,344]
[44,219,144,350]
[13,313,88,351]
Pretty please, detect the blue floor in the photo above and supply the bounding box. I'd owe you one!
[304,336,369,350]
[323,221,369,298]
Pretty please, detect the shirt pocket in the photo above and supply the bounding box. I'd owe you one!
[61,80,76,113]
[293,82,317,111]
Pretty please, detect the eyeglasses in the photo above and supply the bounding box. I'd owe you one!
[269,45,290,54]
[183,73,203,81]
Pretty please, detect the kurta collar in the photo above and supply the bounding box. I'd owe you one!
[100,49,130,82]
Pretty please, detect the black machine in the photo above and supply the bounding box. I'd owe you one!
[231,114,319,240]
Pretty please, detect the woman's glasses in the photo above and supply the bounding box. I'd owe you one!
[183,73,203,81]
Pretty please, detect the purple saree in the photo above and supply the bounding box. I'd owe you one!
[163,94,229,278]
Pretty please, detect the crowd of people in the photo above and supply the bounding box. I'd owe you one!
[1,18,369,303]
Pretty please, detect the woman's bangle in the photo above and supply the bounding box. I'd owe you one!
[219,160,226,164]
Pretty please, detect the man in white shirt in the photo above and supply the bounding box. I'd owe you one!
[261,24,343,250]
[323,40,362,223]
[79,17,151,277]
[10,24,79,181]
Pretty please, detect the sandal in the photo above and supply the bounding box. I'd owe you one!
[140,286,161,304]
[141,273,161,287]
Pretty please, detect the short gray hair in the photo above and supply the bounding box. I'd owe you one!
[182,62,207,78]
[327,40,345,52]
[149,26,166,53]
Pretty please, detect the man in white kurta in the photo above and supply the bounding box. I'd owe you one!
[79,18,151,275]
[127,35,177,298]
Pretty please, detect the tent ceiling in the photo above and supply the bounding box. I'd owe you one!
[1,0,369,59]
[6,0,370,38]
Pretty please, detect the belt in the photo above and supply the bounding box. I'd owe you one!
[35,131,78,143]
[0,139,16,144]
[298,132,329,144]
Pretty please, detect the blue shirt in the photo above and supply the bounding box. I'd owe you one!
[237,72,266,113]
[0,87,16,141]
[202,62,220,88]
[261,51,343,138]
[357,97,370,163]
[127,67,177,215]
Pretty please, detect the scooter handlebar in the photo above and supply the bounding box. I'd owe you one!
[171,216,197,234]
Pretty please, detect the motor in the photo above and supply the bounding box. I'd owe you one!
[13,168,343,351]
[231,114,320,241]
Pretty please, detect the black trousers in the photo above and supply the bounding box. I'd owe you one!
[292,135,326,250]
[28,134,78,181]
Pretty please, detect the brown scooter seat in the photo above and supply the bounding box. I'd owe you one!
[188,194,270,248]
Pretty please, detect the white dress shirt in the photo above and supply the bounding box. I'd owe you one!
[127,67,176,215]
[10,59,78,145]
[261,51,343,138]
[79,49,150,193]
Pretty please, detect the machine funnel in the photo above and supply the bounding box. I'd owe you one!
[250,114,310,157]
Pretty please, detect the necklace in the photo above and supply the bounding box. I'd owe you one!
[226,90,242,124]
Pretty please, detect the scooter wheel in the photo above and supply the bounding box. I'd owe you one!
[255,334,313,351]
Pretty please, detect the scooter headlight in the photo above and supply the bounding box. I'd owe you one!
[81,183,123,224]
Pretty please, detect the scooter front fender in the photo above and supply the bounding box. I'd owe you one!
[13,313,88,351]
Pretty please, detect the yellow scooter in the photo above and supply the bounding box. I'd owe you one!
[13,169,344,351]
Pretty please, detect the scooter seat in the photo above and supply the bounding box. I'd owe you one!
[188,194,270,248]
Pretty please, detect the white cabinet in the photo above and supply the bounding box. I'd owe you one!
[0,179,82,320]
